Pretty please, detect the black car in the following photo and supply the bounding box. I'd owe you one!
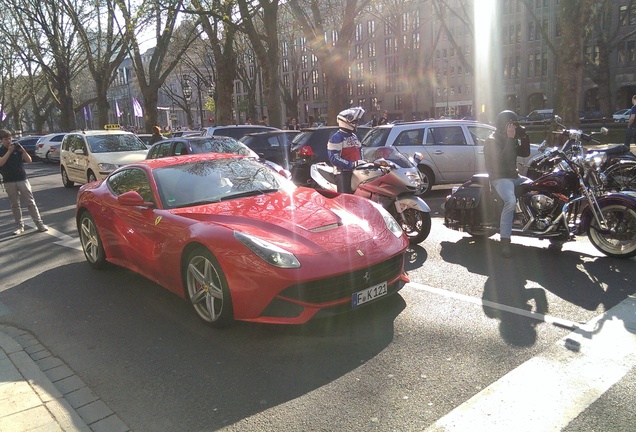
[14,135,42,158]
[240,130,301,170]
[289,126,371,186]
[146,136,256,159]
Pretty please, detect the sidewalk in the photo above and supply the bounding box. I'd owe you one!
[0,325,129,432]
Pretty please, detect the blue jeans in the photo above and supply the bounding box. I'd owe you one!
[492,177,528,239]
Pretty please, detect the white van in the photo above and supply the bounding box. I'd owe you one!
[60,130,148,187]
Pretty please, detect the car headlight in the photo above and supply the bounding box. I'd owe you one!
[97,163,118,172]
[234,231,300,268]
[369,201,403,238]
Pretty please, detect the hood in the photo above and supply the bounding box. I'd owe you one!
[171,188,383,247]
[93,150,148,165]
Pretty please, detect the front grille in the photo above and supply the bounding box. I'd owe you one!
[279,254,404,304]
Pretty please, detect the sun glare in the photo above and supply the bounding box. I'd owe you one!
[474,0,496,123]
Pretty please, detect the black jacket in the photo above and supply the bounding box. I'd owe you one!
[484,131,530,180]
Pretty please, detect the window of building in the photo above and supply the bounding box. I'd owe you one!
[394,95,402,110]
[313,86,319,99]
[281,41,288,57]
[356,62,364,78]
[384,37,397,55]
[312,70,319,84]
[303,87,309,101]
[369,81,377,94]
[369,59,377,75]
[367,20,375,38]
[355,23,363,41]
[282,58,289,73]
[355,44,364,60]
[368,41,376,57]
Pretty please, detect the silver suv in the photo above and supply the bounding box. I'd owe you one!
[361,120,538,195]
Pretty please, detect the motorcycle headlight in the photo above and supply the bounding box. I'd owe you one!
[370,201,403,238]
[585,152,606,169]
[234,231,300,268]
[405,171,423,188]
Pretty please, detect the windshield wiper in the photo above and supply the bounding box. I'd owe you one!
[218,188,279,201]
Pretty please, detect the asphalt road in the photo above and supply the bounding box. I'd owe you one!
[0,163,635,432]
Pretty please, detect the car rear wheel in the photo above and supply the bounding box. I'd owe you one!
[61,167,74,188]
[417,166,435,196]
[184,248,234,327]
[79,212,107,269]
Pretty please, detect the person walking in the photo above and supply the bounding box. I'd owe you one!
[624,95,636,150]
[484,111,530,258]
[0,129,48,235]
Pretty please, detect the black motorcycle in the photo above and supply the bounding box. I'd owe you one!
[444,144,636,258]
[525,124,636,193]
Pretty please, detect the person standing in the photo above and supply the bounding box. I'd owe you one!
[259,115,268,126]
[624,95,636,149]
[0,129,48,235]
[327,107,366,193]
[287,118,299,130]
[148,125,165,145]
[484,111,530,258]
[377,110,389,126]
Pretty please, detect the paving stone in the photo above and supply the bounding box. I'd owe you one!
[25,343,46,355]
[53,375,86,395]
[76,400,113,425]
[90,414,130,432]
[0,405,58,431]
[45,364,75,382]
[30,349,53,361]
[64,386,99,409]
[0,382,42,415]
[36,356,64,372]
[0,356,22,383]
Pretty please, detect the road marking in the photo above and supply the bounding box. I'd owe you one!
[407,282,586,331]
[24,222,82,251]
[418,288,636,431]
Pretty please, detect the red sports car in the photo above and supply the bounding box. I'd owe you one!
[76,154,409,326]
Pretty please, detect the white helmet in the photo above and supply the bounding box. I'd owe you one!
[337,107,365,132]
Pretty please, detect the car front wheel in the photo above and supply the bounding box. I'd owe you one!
[87,171,97,183]
[79,212,107,269]
[184,248,234,327]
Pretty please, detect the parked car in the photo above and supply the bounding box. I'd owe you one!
[613,109,631,123]
[146,136,258,159]
[35,133,67,163]
[203,125,279,140]
[518,109,554,124]
[289,126,372,186]
[75,153,409,326]
[14,135,42,158]
[60,130,148,187]
[136,134,153,146]
[171,130,202,138]
[240,130,301,170]
[361,120,540,195]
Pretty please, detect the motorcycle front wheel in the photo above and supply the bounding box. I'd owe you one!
[588,204,636,258]
[400,209,431,244]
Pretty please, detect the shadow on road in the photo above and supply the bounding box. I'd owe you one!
[438,237,636,346]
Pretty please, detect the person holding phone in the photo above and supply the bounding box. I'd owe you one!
[0,129,48,235]
[484,111,530,257]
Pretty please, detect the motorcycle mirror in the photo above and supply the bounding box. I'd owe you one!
[538,140,548,152]
[599,127,608,135]
[412,152,424,164]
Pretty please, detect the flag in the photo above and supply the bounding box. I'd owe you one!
[84,106,88,120]
[132,98,143,118]
[87,105,93,121]
[115,101,122,118]
[0,104,5,121]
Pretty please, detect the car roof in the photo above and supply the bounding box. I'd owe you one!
[131,153,246,170]
[67,129,135,136]
[371,119,487,129]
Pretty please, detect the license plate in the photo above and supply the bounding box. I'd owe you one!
[352,281,388,307]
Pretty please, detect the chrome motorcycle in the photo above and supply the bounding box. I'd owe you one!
[445,143,636,258]
[310,147,432,244]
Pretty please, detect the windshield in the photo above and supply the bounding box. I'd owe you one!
[154,158,293,209]
[361,146,414,168]
[190,137,257,157]
[88,134,147,153]
[361,128,390,148]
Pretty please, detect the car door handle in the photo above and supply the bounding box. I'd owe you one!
[433,150,444,154]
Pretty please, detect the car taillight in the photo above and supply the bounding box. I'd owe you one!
[50,148,58,152]
[37,144,44,148]
[298,145,314,157]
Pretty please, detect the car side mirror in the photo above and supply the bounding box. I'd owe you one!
[74,148,86,155]
[117,191,154,207]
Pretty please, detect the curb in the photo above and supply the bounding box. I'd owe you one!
[0,325,130,432]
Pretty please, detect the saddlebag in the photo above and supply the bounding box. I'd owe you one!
[444,184,485,231]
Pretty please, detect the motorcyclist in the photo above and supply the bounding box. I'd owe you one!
[327,107,366,193]
[484,110,531,258]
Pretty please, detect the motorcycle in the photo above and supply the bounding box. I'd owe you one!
[444,142,636,258]
[524,121,636,193]
[310,147,432,244]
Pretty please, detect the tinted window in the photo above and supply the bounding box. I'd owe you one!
[467,125,494,146]
[148,142,173,159]
[394,129,424,146]
[425,126,467,145]
[107,168,154,203]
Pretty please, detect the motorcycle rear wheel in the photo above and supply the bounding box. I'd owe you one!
[400,208,431,244]
[466,227,497,238]
[588,204,636,258]
[603,162,636,192]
